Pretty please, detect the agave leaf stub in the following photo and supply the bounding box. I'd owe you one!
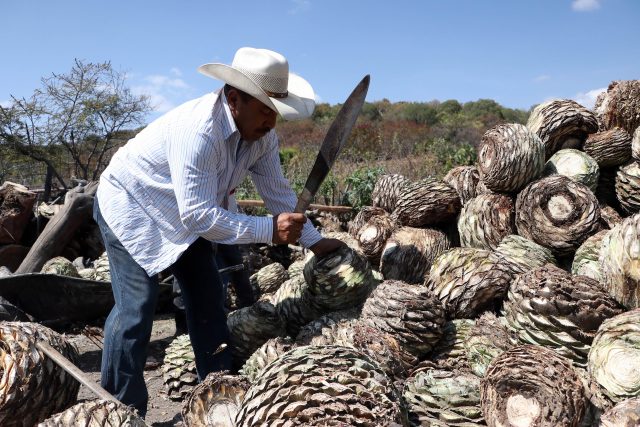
[300,318,407,380]
[239,336,295,383]
[526,99,598,159]
[427,319,475,371]
[182,372,250,427]
[404,368,484,426]
[584,127,633,168]
[495,234,557,275]
[0,322,80,426]
[594,80,640,135]
[272,274,322,337]
[457,193,516,251]
[515,175,601,256]
[588,308,640,402]
[235,345,408,426]
[356,211,395,267]
[39,399,148,427]
[303,245,377,312]
[502,264,625,367]
[464,312,515,378]
[480,344,586,427]
[227,300,287,369]
[443,165,481,206]
[380,226,451,284]
[599,213,640,309]
[478,123,545,193]
[392,178,461,227]
[426,247,514,319]
[615,160,640,214]
[372,173,410,214]
[250,262,289,295]
[162,334,197,400]
[361,280,446,367]
[572,229,608,281]
[347,205,387,238]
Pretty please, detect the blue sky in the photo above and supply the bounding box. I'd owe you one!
[1,0,638,123]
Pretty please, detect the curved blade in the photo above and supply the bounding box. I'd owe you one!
[295,74,370,213]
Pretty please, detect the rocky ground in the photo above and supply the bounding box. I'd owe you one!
[68,313,185,426]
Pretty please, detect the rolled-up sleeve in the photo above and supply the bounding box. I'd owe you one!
[250,135,322,249]
[166,129,273,245]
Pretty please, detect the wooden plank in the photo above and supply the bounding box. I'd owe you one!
[237,199,353,213]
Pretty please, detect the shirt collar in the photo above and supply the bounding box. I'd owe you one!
[219,90,240,142]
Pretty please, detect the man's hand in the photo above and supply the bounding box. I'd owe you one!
[309,238,348,258]
[272,213,307,245]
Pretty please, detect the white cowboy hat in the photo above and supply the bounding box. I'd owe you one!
[198,47,315,120]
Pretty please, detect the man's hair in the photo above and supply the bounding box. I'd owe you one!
[223,84,253,102]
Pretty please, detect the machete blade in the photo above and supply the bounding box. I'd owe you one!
[294,74,370,213]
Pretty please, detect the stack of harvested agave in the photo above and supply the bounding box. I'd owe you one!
[5,81,639,426]
[166,80,640,426]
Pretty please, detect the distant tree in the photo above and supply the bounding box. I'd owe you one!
[0,59,151,191]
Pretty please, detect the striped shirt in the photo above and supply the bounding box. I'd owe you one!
[97,89,322,275]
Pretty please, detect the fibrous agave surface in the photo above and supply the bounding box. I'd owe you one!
[457,193,515,250]
[502,264,625,367]
[477,123,545,193]
[480,345,586,427]
[599,213,640,309]
[588,308,640,403]
[38,399,147,427]
[0,322,80,427]
[526,99,598,159]
[515,174,601,256]
[392,178,461,227]
[182,372,250,427]
[583,127,633,168]
[443,165,481,206]
[426,247,514,319]
[372,173,410,214]
[379,226,451,284]
[235,345,408,426]
[542,148,600,191]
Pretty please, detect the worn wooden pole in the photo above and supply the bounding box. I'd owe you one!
[36,340,120,403]
[237,199,353,213]
[16,182,97,274]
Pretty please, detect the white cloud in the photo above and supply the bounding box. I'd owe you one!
[0,100,12,108]
[572,0,601,12]
[574,87,606,109]
[534,75,551,82]
[130,69,191,113]
[288,0,310,15]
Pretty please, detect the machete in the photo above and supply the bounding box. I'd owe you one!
[294,74,370,213]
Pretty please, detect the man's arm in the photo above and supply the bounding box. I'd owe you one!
[249,135,346,256]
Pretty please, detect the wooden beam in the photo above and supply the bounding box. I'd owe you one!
[237,199,353,214]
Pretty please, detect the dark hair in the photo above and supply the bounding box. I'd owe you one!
[223,84,253,102]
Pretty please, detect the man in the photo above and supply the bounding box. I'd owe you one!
[94,47,343,415]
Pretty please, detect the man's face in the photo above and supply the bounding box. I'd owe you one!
[228,89,278,142]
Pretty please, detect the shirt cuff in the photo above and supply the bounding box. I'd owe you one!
[299,220,323,249]
[254,215,273,244]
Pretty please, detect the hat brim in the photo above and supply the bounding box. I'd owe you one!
[198,63,315,121]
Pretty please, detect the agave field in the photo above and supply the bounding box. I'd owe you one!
[1,80,640,426]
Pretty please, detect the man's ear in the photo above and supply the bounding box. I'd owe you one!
[226,88,239,115]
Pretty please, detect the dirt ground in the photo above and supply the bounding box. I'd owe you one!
[68,313,186,426]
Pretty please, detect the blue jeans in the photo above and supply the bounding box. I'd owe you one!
[94,199,231,416]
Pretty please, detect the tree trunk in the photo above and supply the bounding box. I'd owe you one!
[16,182,98,274]
[43,164,53,202]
